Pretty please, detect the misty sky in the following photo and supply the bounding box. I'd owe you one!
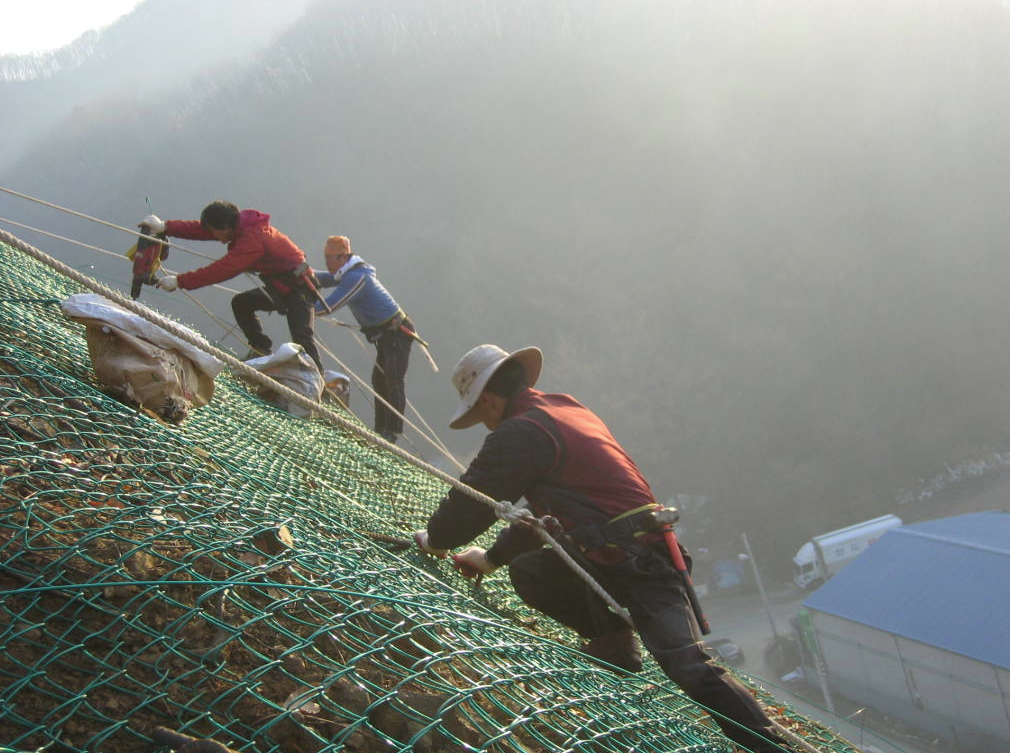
[0,0,141,54]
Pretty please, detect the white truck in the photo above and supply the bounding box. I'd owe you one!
[792,514,903,589]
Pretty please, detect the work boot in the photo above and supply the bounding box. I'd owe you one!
[243,347,271,361]
[582,628,643,673]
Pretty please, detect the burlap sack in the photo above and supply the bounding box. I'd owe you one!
[61,293,223,424]
[75,317,215,423]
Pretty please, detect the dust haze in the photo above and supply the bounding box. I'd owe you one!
[3,0,1010,570]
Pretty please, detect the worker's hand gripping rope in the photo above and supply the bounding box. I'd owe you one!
[413,531,496,586]
[451,547,498,583]
[413,529,449,558]
[157,275,179,292]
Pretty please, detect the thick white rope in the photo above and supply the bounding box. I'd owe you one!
[313,336,465,472]
[0,226,633,625]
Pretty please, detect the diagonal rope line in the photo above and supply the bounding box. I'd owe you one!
[0,226,633,627]
[0,205,460,470]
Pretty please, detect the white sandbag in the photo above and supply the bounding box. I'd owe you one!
[60,293,223,423]
[240,343,323,418]
[61,294,223,379]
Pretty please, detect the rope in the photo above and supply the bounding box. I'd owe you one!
[0,185,220,263]
[1,190,445,450]
[0,226,633,626]
[0,223,854,753]
[313,334,466,473]
[0,208,462,471]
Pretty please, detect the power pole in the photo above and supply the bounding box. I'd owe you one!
[741,531,779,639]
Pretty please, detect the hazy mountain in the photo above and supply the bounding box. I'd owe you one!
[4,0,1010,569]
[0,0,314,172]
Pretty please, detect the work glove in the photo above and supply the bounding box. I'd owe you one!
[451,547,498,580]
[413,530,449,558]
[138,214,166,234]
[156,275,179,292]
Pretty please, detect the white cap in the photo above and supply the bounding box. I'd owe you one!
[448,344,542,429]
[323,369,349,385]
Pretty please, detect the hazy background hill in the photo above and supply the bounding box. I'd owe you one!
[0,0,315,173]
[4,0,1010,572]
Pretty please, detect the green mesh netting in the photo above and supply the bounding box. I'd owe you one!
[0,235,860,753]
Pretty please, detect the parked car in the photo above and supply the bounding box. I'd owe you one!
[704,637,745,667]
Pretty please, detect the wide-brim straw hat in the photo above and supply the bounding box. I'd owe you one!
[448,344,542,429]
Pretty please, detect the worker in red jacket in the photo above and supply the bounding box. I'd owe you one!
[139,200,322,370]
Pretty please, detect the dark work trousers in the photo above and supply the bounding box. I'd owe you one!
[231,286,322,371]
[370,317,414,436]
[509,545,789,753]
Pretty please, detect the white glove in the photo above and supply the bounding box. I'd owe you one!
[138,214,166,234]
[156,275,178,292]
[413,530,449,558]
[452,547,498,579]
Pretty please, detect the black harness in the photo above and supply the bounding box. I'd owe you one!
[530,482,673,558]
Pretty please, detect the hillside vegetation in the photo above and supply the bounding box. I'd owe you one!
[4,0,1010,569]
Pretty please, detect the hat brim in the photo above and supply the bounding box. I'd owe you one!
[448,346,543,429]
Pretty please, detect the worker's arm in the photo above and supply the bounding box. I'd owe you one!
[484,517,543,567]
[425,418,555,552]
[314,268,366,314]
[162,219,215,241]
[176,225,267,289]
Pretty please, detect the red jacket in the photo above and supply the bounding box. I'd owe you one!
[166,209,306,290]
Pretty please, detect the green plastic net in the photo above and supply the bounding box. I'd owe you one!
[0,234,859,753]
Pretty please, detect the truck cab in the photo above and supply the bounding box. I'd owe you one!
[792,541,822,589]
[792,514,903,589]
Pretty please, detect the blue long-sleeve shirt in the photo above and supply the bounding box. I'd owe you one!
[315,261,401,328]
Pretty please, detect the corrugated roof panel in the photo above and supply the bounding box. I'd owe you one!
[803,510,1010,669]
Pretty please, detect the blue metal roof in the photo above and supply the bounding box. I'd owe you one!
[802,510,1010,669]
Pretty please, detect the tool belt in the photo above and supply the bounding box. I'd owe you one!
[566,505,679,553]
[259,261,319,297]
[361,310,407,343]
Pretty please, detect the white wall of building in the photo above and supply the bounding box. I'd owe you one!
[806,611,1010,751]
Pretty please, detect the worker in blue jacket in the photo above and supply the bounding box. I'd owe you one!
[314,235,413,444]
